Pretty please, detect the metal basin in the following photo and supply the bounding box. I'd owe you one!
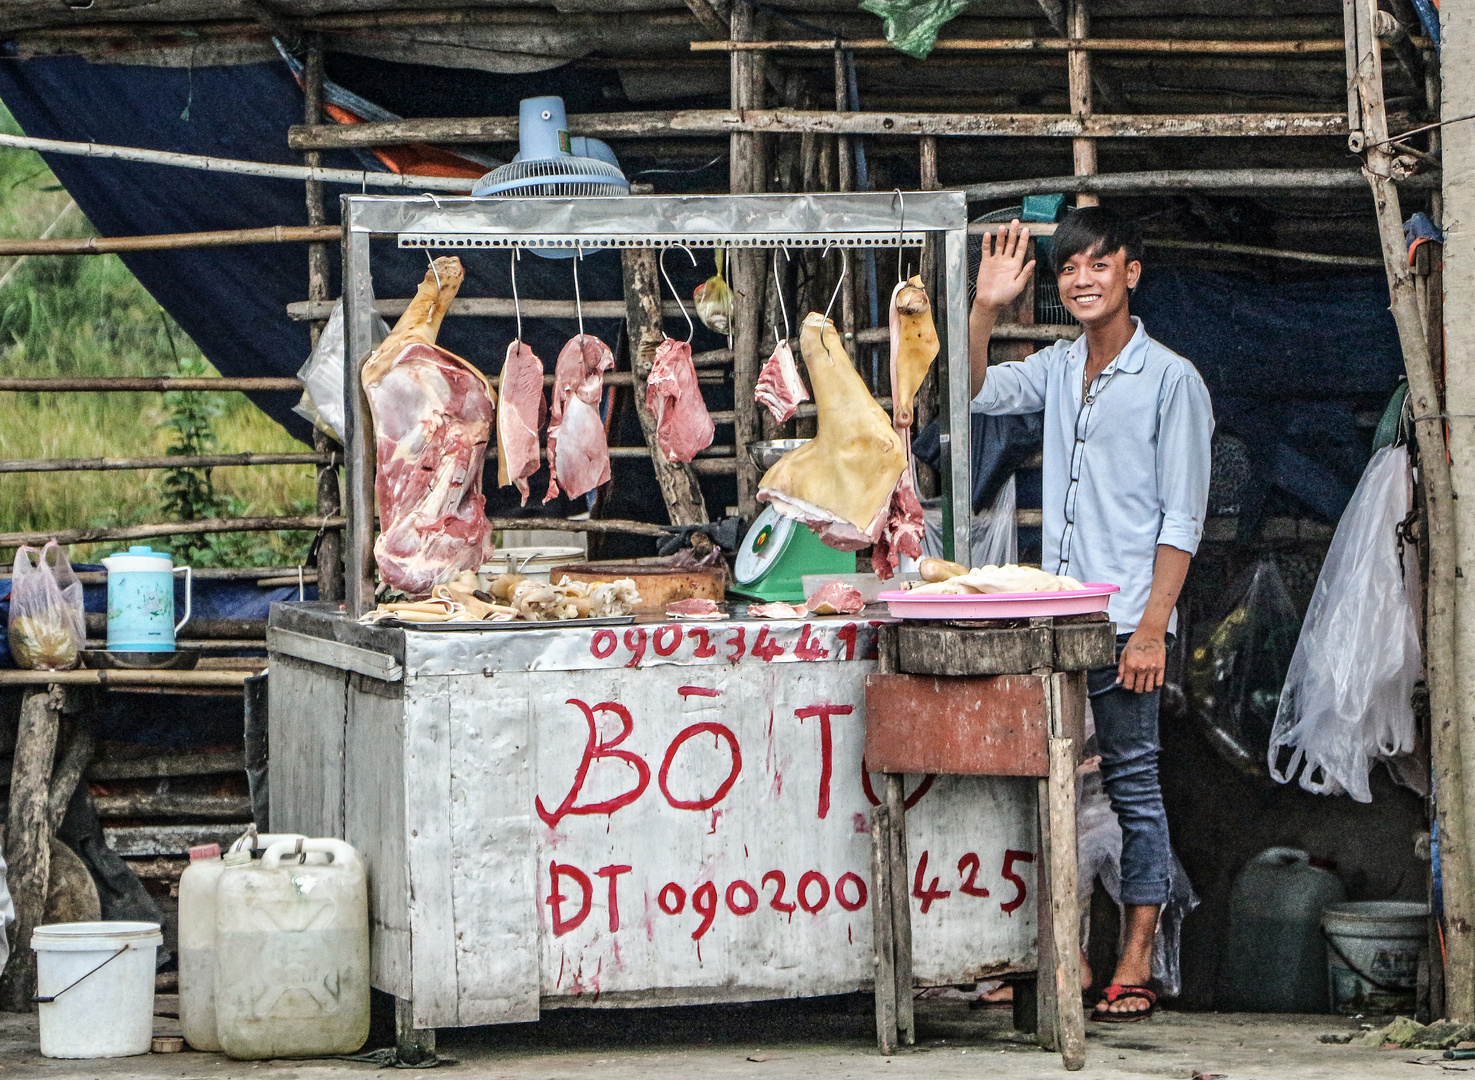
[79,649,200,671]
[749,439,809,472]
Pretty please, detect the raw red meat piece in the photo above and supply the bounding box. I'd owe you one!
[805,581,865,615]
[645,337,715,463]
[754,339,808,423]
[362,257,495,597]
[665,598,722,619]
[546,334,615,502]
[871,467,925,581]
[496,340,545,506]
[748,601,806,619]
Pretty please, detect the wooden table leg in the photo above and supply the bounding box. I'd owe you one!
[870,804,898,1054]
[395,996,436,1065]
[1046,672,1086,1071]
[884,773,915,1046]
[1034,774,1058,1052]
[0,687,62,1012]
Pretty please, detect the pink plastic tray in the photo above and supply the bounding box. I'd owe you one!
[878,583,1120,621]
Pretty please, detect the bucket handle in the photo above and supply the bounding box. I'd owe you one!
[1320,927,1416,995]
[261,837,356,869]
[32,943,130,1004]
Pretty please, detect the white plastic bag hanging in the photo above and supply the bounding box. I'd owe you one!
[293,298,390,442]
[1268,445,1421,803]
[7,541,85,671]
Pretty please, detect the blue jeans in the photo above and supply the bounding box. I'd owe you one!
[1086,633,1172,907]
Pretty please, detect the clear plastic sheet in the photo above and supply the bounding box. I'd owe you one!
[292,298,389,442]
[1268,445,1421,802]
[1186,558,1301,775]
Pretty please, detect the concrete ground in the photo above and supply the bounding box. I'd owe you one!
[0,996,1445,1079]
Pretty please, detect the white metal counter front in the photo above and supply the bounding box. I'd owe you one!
[268,604,1037,1028]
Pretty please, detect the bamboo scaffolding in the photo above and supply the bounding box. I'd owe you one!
[0,378,302,392]
[287,298,684,321]
[0,516,345,550]
[0,452,334,474]
[966,167,1438,201]
[0,225,341,257]
[692,37,1353,54]
[288,109,1350,149]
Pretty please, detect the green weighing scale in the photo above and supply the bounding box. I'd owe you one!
[729,440,856,603]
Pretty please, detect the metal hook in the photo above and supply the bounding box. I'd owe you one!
[822,242,848,325]
[426,249,442,293]
[658,244,698,344]
[892,189,907,284]
[771,246,791,347]
[510,248,523,342]
[572,244,585,342]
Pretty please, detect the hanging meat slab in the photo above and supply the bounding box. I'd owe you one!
[754,338,809,424]
[361,257,495,597]
[888,274,940,430]
[757,312,907,551]
[546,334,615,502]
[872,274,940,578]
[645,337,715,464]
[496,340,546,506]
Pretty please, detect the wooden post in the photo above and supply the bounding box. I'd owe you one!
[731,2,765,523]
[395,996,435,1065]
[1349,0,1474,1020]
[884,773,915,1046]
[621,250,709,527]
[1067,0,1099,209]
[303,43,344,603]
[1047,736,1085,1070]
[870,804,898,1055]
[1432,0,1475,1021]
[0,688,61,1011]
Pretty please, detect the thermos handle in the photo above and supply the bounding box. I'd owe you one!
[174,566,192,633]
[261,837,357,869]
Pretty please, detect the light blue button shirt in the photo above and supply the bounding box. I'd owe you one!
[972,317,1214,634]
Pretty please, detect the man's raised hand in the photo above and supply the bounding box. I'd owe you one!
[973,219,1035,312]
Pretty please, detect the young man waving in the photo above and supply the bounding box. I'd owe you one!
[969,207,1213,1021]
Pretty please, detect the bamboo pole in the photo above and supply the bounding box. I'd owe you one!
[0,516,345,550]
[1348,0,1475,1021]
[1067,0,1098,210]
[0,452,333,474]
[286,110,1351,149]
[965,168,1439,201]
[0,671,253,688]
[304,41,345,607]
[0,378,302,392]
[731,1,765,525]
[0,225,341,257]
[487,517,670,538]
[287,298,683,321]
[690,37,1354,54]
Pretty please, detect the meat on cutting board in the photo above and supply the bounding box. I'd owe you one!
[361,257,495,597]
[756,312,907,550]
[754,338,808,423]
[805,581,865,615]
[546,334,615,502]
[645,337,715,463]
[496,340,545,506]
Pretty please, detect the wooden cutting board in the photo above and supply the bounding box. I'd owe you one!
[550,559,726,615]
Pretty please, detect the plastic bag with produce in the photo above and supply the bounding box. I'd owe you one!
[7,541,84,671]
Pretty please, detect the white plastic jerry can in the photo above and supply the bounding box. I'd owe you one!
[213,838,370,1060]
[178,835,307,1052]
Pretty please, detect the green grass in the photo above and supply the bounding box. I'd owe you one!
[0,101,317,567]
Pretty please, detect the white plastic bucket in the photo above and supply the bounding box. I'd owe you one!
[1322,901,1427,1012]
[32,921,161,1058]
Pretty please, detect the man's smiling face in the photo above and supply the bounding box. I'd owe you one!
[1057,244,1141,329]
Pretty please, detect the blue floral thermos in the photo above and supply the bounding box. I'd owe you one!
[101,546,192,652]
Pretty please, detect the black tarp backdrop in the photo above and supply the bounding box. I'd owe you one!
[0,50,1405,537]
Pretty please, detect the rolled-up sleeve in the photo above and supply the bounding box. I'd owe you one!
[1154,369,1214,555]
[972,345,1055,415]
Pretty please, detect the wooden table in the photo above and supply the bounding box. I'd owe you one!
[864,613,1116,1072]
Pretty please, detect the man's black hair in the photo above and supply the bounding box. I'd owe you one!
[1050,206,1143,276]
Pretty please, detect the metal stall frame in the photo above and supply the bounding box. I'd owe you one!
[339,191,973,616]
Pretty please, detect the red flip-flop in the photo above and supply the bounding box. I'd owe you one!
[1090,984,1157,1023]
